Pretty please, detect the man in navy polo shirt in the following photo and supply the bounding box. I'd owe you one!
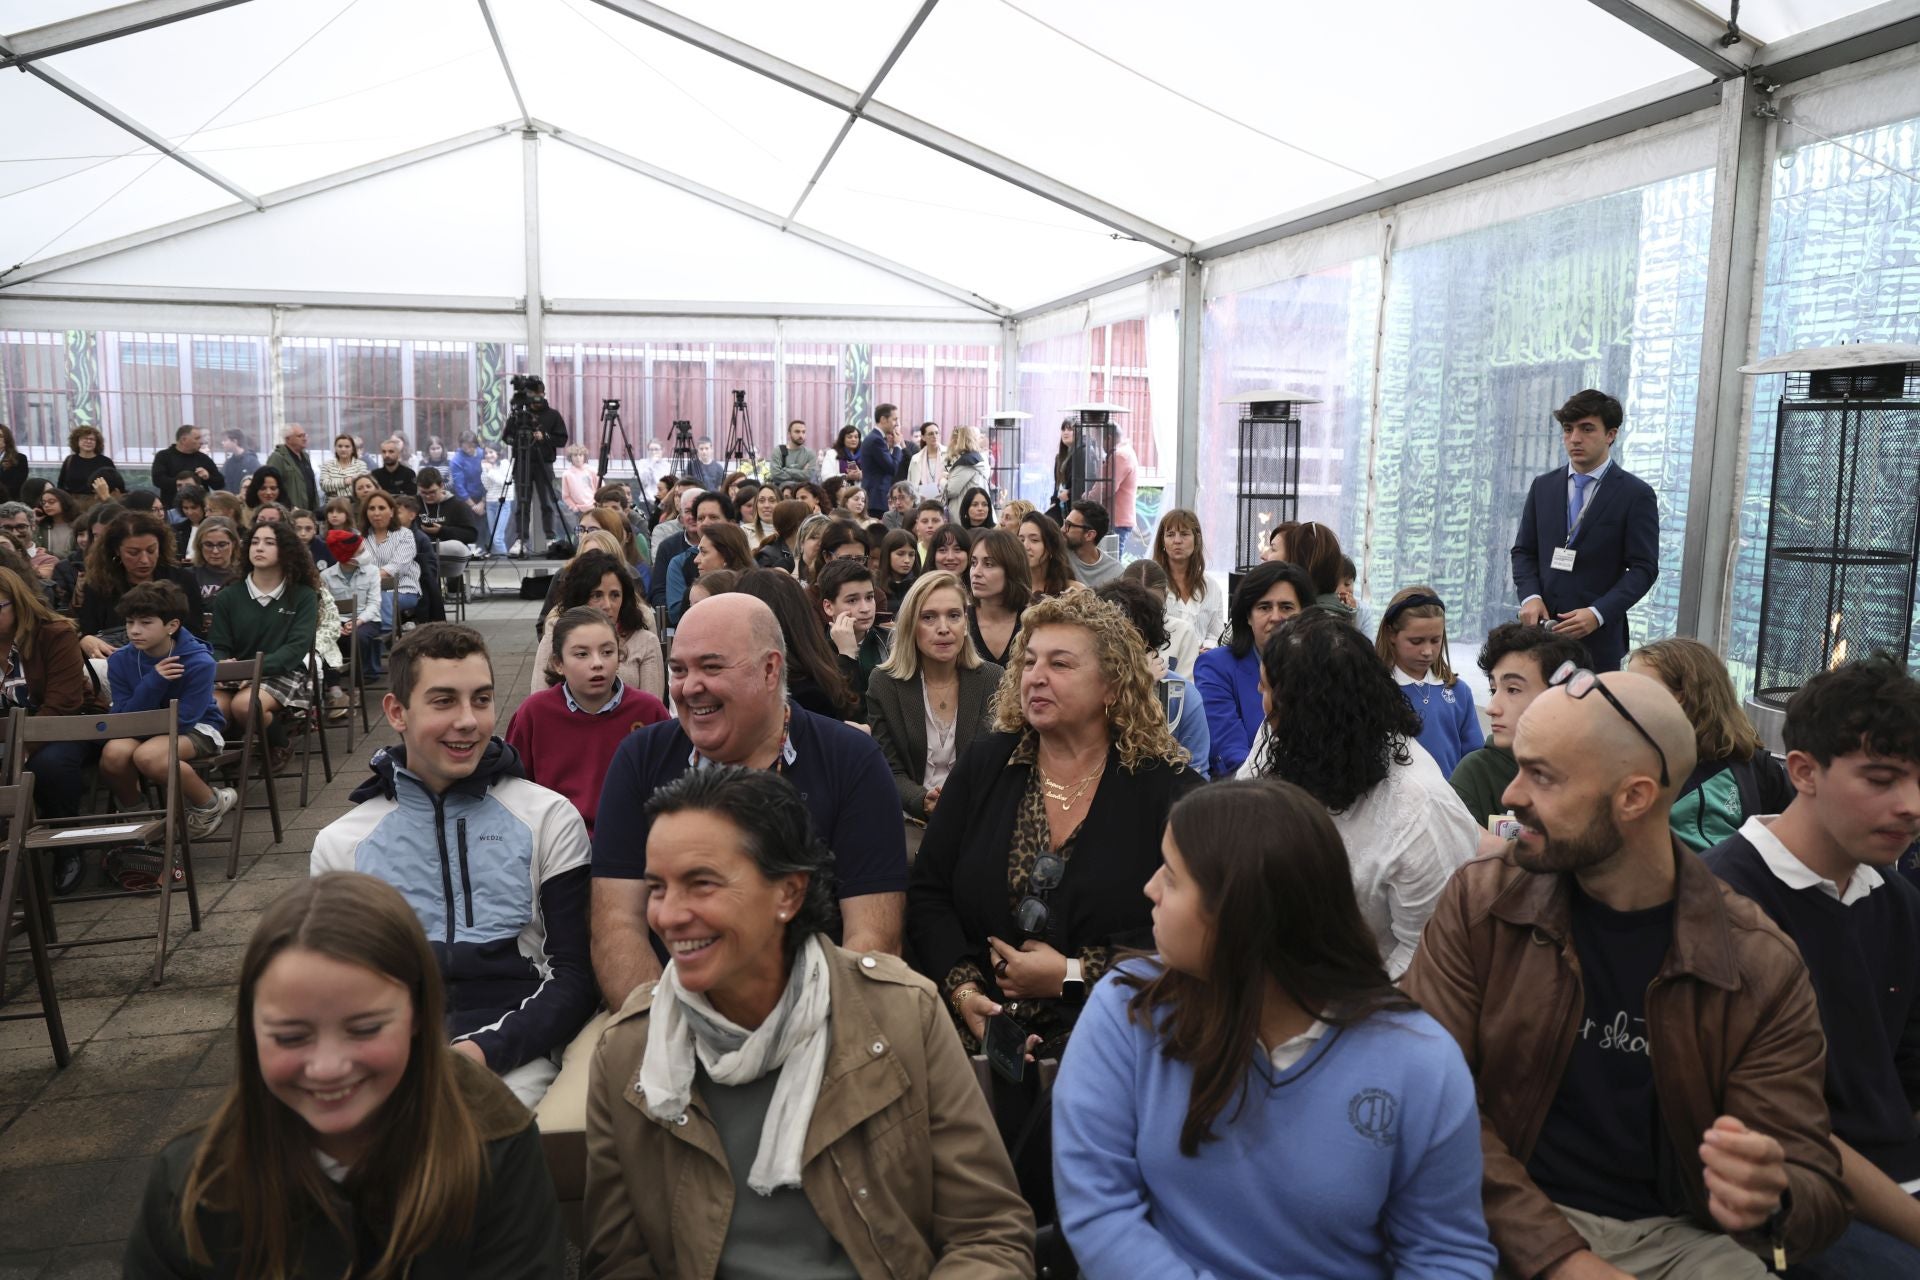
[589,592,907,1010]
[1705,657,1920,1277]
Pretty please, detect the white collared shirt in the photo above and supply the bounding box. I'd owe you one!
[244,575,287,606]
[1267,1020,1330,1072]
[1390,667,1443,688]
[1739,814,1883,907]
[563,678,626,716]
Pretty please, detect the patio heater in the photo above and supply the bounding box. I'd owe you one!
[980,409,1030,505]
[1061,402,1127,512]
[1739,343,1920,746]
[1222,388,1319,573]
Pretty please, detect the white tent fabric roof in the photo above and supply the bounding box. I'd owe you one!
[0,0,1901,317]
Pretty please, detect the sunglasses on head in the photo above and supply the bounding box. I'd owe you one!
[1549,661,1671,788]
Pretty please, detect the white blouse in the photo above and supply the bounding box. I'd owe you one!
[922,682,959,793]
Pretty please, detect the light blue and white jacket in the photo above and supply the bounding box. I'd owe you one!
[310,739,594,1073]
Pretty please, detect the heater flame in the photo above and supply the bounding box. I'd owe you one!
[1828,612,1847,671]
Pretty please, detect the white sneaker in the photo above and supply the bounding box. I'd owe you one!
[187,787,238,840]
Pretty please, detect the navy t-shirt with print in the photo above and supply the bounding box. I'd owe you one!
[1526,886,1678,1221]
[592,703,909,961]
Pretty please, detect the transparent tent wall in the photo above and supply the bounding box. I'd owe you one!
[1016,320,1160,529]
[1728,108,1920,697]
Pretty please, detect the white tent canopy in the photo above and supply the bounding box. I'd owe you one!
[2,0,1903,321]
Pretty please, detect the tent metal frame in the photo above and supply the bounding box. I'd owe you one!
[4,0,1920,655]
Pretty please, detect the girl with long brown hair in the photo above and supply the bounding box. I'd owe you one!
[1051,779,1495,1279]
[1151,509,1222,650]
[76,511,206,653]
[124,871,565,1278]
[1017,510,1075,598]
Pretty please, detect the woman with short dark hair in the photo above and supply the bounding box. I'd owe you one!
[1191,560,1314,779]
[57,424,115,497]
[1053,780,1495,1279]
[584,766,1032,1277]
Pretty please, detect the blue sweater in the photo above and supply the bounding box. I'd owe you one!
[1396,675,1483,779]
[1054,961,1497,1280]
[1192,646,1263,778]
[106,629,224,738]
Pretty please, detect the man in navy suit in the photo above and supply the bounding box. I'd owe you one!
[1511,389,1660,674]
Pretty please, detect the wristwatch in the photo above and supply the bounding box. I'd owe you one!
[1061,959,1086,1001]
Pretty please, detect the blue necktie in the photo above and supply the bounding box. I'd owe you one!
[1568,472,1594,538]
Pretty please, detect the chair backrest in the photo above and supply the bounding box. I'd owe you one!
[212,654,263,689]
[15,703,176,746]
[0,777,30,848]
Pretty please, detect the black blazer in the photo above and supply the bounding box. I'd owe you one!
[1510,461,1659,672]
[906,730,1200,998]
[865,662,1003,819]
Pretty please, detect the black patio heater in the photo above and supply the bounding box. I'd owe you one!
[1741,343,1920,727]
[981,409,1029,505]
[1222,388,1318,572]
[1061,401,1127,511]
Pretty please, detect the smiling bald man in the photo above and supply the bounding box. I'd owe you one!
[1403,670,1847,1279]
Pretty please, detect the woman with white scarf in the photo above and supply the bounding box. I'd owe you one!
[583,766,1034,1280]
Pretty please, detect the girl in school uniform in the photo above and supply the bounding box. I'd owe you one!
[1376,586,1482,779]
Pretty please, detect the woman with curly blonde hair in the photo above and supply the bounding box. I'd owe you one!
[906,588,1201,1218]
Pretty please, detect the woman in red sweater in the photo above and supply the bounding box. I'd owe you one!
[505,608,667,837]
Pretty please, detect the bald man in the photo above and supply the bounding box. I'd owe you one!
[589,593,907,1009]
[1403,670,1846,1280]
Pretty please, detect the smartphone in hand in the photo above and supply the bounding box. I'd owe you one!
[985,1011,1030,1084]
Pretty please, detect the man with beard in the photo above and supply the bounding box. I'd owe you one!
[1403,668,1846,1279]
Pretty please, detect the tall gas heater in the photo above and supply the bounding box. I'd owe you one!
[1222,389,1318,572]
[1740,343,1920,717]
[981,409,1029,505]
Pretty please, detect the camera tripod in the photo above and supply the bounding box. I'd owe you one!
[595,397,639,486]
[482,405,570,560]
[669,417,696,477]
[722,388,758,470]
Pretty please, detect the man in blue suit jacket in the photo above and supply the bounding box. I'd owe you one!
[856,403,905,513]
[1510,389,1660,675]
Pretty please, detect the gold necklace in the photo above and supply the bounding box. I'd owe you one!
[1039,764,1102,811]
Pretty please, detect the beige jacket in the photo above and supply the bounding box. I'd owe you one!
[583,946,1034,1279]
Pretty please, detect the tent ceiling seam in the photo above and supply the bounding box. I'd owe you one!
[785,0,940,226]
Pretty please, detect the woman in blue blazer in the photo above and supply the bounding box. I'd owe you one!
[1194,560,1317,777]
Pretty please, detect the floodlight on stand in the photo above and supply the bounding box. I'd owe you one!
[1060,402,1128,513]
[1738,343,1920,745]
[1222,389,1320,573]
[981,409,1030,504]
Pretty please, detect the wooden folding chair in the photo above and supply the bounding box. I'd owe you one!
[0,771,69,1066]
[290,646,334,806]
[198,655,282,878]
[12,701,199,986]
[339,607,377,749]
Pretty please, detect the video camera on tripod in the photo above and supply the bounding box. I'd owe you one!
[505,373,547,451]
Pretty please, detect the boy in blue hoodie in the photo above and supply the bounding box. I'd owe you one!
[101,580,237,840]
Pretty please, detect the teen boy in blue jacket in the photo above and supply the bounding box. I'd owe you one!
[101,580,237,840]
[311,622,594,1106]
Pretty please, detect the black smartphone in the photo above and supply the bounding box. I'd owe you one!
[984,1011,1029,1084]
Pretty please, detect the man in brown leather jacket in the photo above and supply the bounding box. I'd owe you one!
[1403,669,1847,1279]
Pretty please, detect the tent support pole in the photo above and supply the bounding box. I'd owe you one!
[1174,256,1202,513]
[522,128,544,378]
[1677,74,1771,652]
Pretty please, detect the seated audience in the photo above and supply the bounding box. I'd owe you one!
[1063,499,1121,588]
[583,767,1033,1278]
[1451,621,1591,827]
[1018,510,1076,598]
[1287,520,1356,620]
[925,522,971,578]
[36,486,78,558]
[203,489,247,530]
[728,568,861,722]
[243,465,286,514]
[187,516,242,604]
[1629,636,1794,852]
[208,521,320,751]
[878,528,920,614]
[1705,658,1920,1279]
[360,491,419,632]
[1243,610,1480,976]
[416,468,479,583]
[967,527,1031,668]
[1402,668,1847,1278]
[75,512,207,655]
[312,624,594,1106]
[1120,558,1199,677]
[997,497,1034,534]
[1193,560,1312,778]
[56,424,114,497]
[590,593,909,1010]
[123,871,567,1278]
[1098,578,1209,771]
[393,496,443,624]
[290,508,325,566]
[0,565,106,891]
[752,498,807,573]
[1377,586,1483,778]
[1151,508,1222,654]
[0,502,58,580]
[529,550,663,699]
[51,500,120,613]
[665,490,736,626]
[955,483,995,531]
[1054,780,1497,1280]
[318,431,369,500]
[866,571,1003,822]
[908,498,946,547]
[578,504,644,573]
[173,485,208,557]
[906,590,1200,1219]
[102,582,237,839]
[91,467,130,504]
[507,606,669,838]
[692,520,753,579]
[816,558,886,698]
[319,529,383,676]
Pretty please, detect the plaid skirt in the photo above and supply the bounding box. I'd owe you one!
[254,667,312,711]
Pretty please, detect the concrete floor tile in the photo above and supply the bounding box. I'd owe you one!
[35,1032,220,1102]
[144,1087,223,1154]
[0,1093,159,1171]
[0,1047,60,1105]
[151,946,246,990]
[187,1035,236,1088]
[91,988,232,1041]
[0,1250,52,1279]
[39,1240,127,1278]
[0,998,124,1054]
[243,853,311,879]
[165,909,263,951]
[10,953,151,1001]
[209,879,301,912]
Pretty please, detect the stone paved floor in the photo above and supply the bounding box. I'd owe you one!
[0,598,546,1277]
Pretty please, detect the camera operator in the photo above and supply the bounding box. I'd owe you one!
[511,376,568,555]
